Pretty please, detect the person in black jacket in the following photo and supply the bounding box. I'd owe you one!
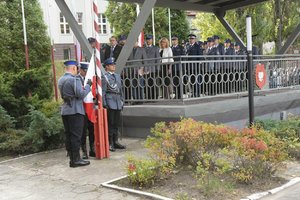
[223,39,236,93]
[104,36,123,62]
[171,36,185,99]
[186,34,203,97]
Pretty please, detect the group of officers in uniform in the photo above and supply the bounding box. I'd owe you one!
[58,40,125,167]
[92,33,258,100]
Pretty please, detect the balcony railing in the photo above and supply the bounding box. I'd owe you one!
[121,55,300,104]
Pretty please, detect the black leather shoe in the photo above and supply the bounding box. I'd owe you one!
[114,142,126,149]
[109,145,116,152]
[89,151,96,157]
[70,159,90,168]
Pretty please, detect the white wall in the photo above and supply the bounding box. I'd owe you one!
[38,0,112,45]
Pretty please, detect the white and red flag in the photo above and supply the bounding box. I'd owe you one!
[83,55,97,123]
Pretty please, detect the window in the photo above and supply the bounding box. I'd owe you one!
[77,12,83,30]
[97,14,107,34]
[60,13,70,34]
[63,48,71,60]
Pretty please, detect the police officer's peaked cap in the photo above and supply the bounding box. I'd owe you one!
[224,39,231,43]
[119,35,127,41]
[171,36,178,40]
[188,34,197,39]
[207,37,213,42]
[234,42,241,46]
[88,37,96,43]
[197,41,203,46]
[80,62,89,70]
[213,35,220,40]
[104,57,116,66]
[145,34,153,40]
[64,60,78,66]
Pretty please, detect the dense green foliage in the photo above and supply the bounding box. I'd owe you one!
[256,117,300,159]
[0,0,64,155]
[105,2,189,43]
[126,119,288,188]
[193,0,300,51]
[0,103,64,155]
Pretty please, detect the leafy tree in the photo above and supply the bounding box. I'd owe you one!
[193,0,300,52]
[0,0,52,121]
[105,2,189,43]
[170,10,189,42]
[0,0,50,72]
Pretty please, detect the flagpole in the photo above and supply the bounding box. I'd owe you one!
[168,8,171,42]
[46,0,58,101]
[152,8,155,45]
[21,0,29,70]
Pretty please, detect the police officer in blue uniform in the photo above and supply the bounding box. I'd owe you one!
[78,62,95,159]
[186,34,203,97]
[224,39,235,56]
[171,36,185,99]
[102,58,126,152]
[58,60,92,167]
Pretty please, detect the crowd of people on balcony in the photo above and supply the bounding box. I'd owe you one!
[92,34,260,101]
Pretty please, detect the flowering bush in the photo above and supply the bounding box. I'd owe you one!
[256,117,300,160]
[126,118,288,186]
[126,155,159,186]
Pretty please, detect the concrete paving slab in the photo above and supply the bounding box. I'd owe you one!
[0,138,149,200]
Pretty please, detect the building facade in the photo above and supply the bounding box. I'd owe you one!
[39,0,113,60]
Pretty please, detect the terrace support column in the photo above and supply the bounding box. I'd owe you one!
[215,10,246,50]
[277,23,300,54]
[116,0,157,74]
[55,0,93,60]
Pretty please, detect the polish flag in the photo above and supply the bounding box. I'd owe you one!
[83,55,97,123]
[138,31,144,47]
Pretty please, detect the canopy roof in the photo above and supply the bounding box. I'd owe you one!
[110,0,269,12]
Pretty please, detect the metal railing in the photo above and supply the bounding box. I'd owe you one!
[121,55,300,104]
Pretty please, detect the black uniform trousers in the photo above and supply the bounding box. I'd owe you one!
[62,114,84,152]
[81,115,94,148]
[107,109,121,137]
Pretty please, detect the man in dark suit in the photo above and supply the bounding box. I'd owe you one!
[223,39,235,93]
[127,41,148,100]
[144,34,160,99]
[224,39,235,56]
[171,36,185,99]
[104,36,123,62]
[102,57,126,152]
[186,34,203,97]
[213,35,225,56]
[234,42,247,93]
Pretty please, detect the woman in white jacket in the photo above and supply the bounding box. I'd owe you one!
[159,37,174,99]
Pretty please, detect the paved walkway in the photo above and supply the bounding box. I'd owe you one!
[260,182,300,200]
[0,138,300,200]
[0,138,149,200]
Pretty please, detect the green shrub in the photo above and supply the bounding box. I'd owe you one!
[0,105,15,131]
[22,107,64,152]
[126,155,159,186]
[256,117,300,159]
[127,118,288,188]
[0,102,64,155]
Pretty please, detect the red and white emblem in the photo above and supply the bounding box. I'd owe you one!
[255,63,267,89]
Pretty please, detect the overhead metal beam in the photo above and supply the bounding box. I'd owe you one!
[55,0,93,60]
[277,23,300,54]
[206,0,230,6]
[109,0,215,12]
[221,0,268,11]
[115,0,157,74]
[215,11,246,49]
